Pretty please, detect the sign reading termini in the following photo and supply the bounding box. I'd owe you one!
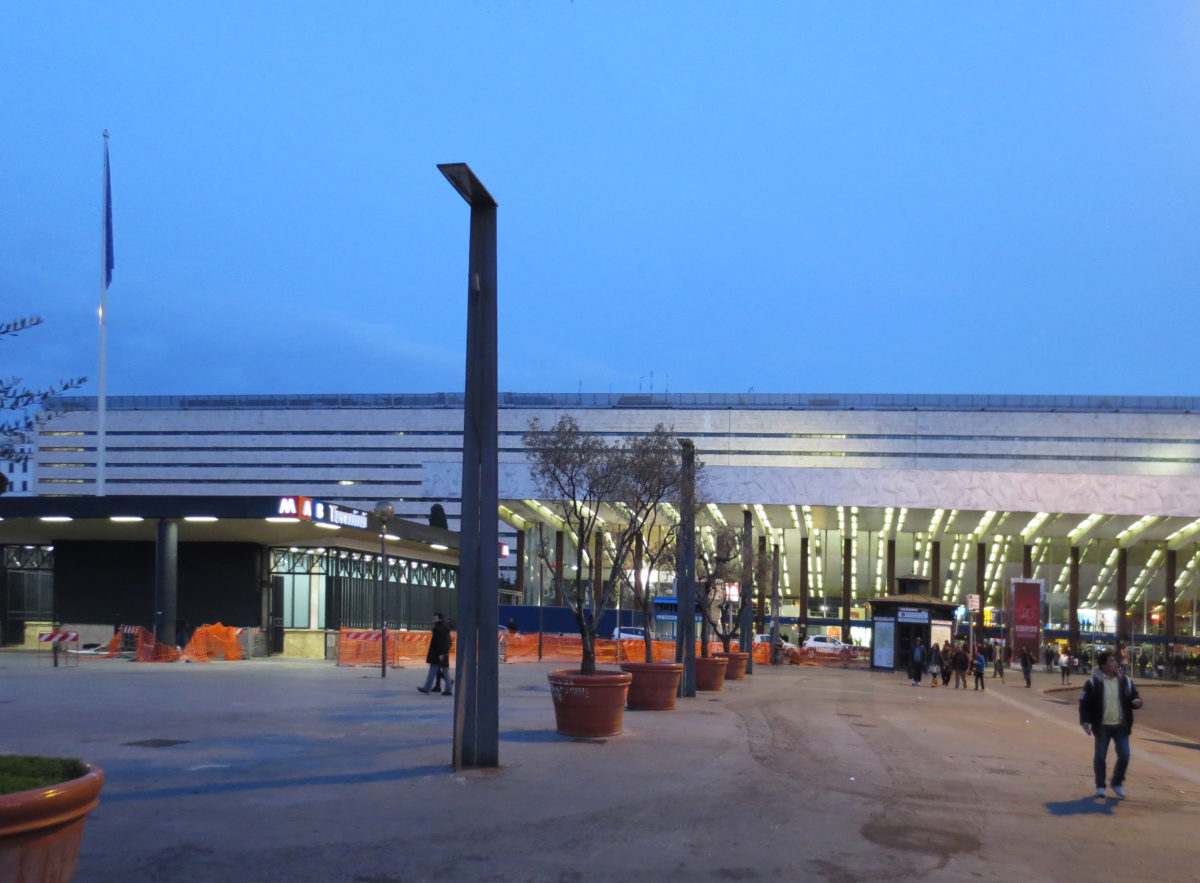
[277,496,370,530]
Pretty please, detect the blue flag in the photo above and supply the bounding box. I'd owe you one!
[103,134,114,287]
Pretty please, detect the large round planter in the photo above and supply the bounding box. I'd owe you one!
[548,669,633,737]
[714,651,749,680]
[0,761,104,883]
[619,661,684,710]
[694,656,728,691]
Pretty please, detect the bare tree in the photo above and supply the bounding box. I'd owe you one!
[1,317,85,492]
[610,425,685,663]
[524,415,625,675]
[695,522,748,654]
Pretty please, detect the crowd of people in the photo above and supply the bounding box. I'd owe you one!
[910,639,1043,690]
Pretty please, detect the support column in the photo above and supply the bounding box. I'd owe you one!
[554,531,564,606]
[593,532,604,610]
[1166,547,1177,647]
[756,536,767,634]
[841,537,852,642]
[770,543,781,665]
[1022,544,1033,579]
[1069,546,1080,655]
[1117,547,1128,651]
[515,529,525,602]
[676,439,697,697]
[441,162,499,770]
[975,543,985,638]
[154,518,178,648]
[931,541,941,597]
[886,539,895,595]
[741,511,754,673]
[798,535,809,644]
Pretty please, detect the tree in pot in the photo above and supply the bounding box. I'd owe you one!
[524,416,636,735]
[608,425,687,708]
[694,520,756,679]
[0,754,104,883]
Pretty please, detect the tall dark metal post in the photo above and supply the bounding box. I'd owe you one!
[676,439,696,697]
[154,518,178,648]
[439,162,499,770]
[373,502,393,678]
[770,542,781,664]
[740,510,753,674]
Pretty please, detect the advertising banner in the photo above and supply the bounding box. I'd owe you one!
[1010,579,1043,660]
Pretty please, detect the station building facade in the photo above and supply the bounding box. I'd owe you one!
[13,391,1200,654]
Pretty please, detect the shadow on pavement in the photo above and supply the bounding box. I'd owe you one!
[1045,796,1118,816]
[101,764,450,803]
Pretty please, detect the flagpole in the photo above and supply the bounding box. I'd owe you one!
[97,130,112,496]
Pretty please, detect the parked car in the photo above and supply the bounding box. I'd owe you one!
[612,626,652,641]
[753,633,797,650]
[803,634,849,655]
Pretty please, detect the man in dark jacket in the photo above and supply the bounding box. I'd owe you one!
[418,612,453,697]
[1079,650,1142,798]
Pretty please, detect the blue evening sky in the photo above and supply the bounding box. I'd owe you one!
[3,2,1198,398]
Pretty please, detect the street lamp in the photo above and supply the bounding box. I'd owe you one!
[373,501,394,678]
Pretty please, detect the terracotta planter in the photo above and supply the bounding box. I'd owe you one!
[714,651,749,680]
[694,656,728,691]
[548,669,633,737]
[619,661,684,710]
[0,761,104,883]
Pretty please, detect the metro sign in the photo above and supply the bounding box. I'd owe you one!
[277,496,314,519]
[276,496,370,530]
[499,542,510,559]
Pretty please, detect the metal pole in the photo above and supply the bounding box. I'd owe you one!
[380,528,388,678]
[538,523,544,661]
[373,502,393,679]
[440,163,499,770]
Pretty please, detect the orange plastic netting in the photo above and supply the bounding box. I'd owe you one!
[182,623,243,662]
[335,628,457,668]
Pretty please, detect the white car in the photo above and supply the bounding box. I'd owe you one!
[753,633,797,650]
[612,626,652,641]
[803,635,849,655]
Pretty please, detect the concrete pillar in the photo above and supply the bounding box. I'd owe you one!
[931,541,941,597]
[1117,547,1128,650]
[842,537,852,641]
[975,542,986,637]
[1069,546,1080,655]
[741,511,754,673]
[154,518,178,648]
[676,439,697,697]
[756,536,767,634]
[798,535,809,642]
[887,539,895,595]
[1022,544,1033,579]
[593,532,604,610]
[554,531,564,606]
[770,543,781,664]
[1166,548,1177,646]
[515,530,525,602]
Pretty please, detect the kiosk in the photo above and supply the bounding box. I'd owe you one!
[868,576,958,672]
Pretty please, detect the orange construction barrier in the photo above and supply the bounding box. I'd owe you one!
[182,623,244,662]
[336,628,455,668]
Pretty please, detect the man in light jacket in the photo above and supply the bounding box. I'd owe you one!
[1079,650,1143,798]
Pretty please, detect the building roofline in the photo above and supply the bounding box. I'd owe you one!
[44,392,1200,414]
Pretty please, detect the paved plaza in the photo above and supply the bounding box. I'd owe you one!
[3,650,1200,882]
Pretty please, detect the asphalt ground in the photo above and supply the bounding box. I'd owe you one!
[3,651,1200,882]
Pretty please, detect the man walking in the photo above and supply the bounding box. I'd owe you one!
[910,636,926,686]
[417,612,454,697]
[952,643,969,689]
[1079,650,1143,798]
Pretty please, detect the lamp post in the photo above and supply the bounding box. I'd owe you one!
[374,501,394,678]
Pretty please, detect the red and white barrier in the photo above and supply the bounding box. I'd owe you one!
[38,631,80,666]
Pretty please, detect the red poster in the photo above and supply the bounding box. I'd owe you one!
[1011,579,1042,659]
